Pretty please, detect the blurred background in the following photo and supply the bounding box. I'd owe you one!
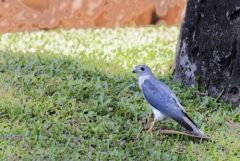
[0,0,186,33]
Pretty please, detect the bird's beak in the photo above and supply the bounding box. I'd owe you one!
[132,68,137,73]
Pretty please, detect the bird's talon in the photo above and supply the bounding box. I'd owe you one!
[146,120,156,133]
[147,129,153,133]
[147,127,153,132]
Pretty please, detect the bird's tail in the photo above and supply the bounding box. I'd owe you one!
[178,112,207,137]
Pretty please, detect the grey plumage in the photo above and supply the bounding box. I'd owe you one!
[133,65,206,136]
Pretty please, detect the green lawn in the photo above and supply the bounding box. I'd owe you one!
[0,27,239,160]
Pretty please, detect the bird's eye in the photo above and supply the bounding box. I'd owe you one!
[140,67,145,71]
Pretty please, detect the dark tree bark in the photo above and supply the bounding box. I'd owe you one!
[173,0,240,106]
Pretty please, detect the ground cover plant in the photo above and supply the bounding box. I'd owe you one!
[0,27,239,160]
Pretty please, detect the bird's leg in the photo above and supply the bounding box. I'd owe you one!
[147,120,156,132]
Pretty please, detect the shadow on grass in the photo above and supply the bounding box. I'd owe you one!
[0,51,239,160]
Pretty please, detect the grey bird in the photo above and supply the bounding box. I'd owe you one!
[133,65,206,136]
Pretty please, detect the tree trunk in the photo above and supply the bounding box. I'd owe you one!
[173,0,240,106]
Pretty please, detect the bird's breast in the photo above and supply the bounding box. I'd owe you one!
[151,106,166,121]
[138,75,150,89]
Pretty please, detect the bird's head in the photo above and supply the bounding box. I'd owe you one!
[132,65,153,76]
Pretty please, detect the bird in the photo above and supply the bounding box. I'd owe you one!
[132,64,206,137]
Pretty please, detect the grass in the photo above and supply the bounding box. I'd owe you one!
[0,27,239,160]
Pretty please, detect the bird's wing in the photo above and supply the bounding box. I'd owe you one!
[141,80,203,136]
[153,79,185,111]
[141,79,184,117]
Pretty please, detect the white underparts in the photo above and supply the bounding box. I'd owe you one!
[138,75,150,89]
[151,106,166,121]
